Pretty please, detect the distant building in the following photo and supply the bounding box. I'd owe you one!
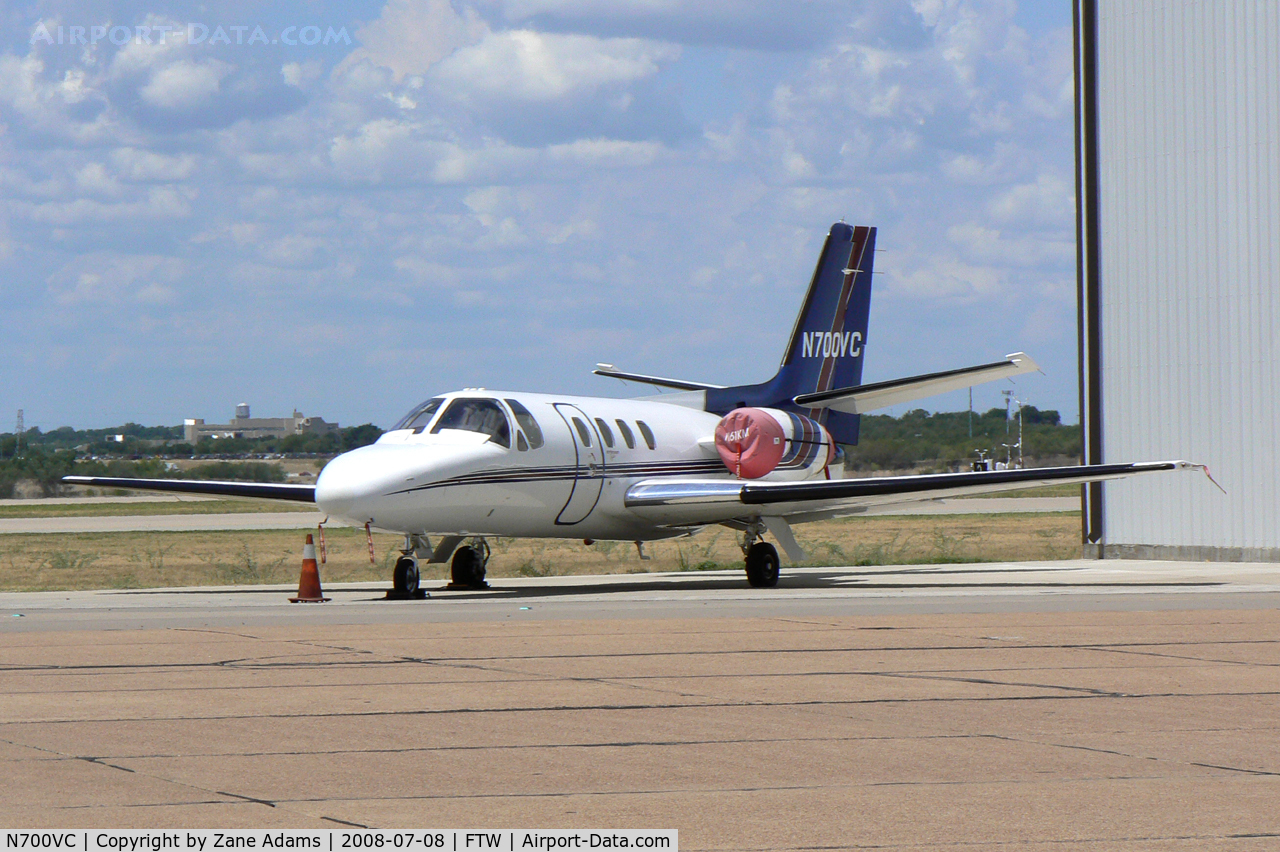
[184,405,339,443]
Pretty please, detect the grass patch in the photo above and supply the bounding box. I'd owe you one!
[0,511,1082,592]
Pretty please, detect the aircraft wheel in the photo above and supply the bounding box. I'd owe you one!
[745,542,780,588]
[393,556,420,596]
[451,546,488,588]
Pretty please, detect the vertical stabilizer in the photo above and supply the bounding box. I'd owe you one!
[706,223,876,444]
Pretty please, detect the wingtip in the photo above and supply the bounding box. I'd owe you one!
[1005,351,1041,374]
[1172,461,1227,494]
[1198,463,1227,494]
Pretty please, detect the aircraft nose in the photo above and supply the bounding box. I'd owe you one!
[315,445,411,520]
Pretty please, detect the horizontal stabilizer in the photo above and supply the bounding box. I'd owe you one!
[794,352,1039,415]
[62,475,316,504]
[593,363,725,392]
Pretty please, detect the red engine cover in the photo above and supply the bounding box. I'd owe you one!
[715,408,786,479]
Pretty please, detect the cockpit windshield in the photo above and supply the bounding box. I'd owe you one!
[392,397,445,432]
[431,398,511,448]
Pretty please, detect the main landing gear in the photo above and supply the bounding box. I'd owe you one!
[449,538,490,589]
[389,534,490,597]
[741,523,780,588]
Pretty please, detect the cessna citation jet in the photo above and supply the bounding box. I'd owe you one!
[66,223,1205,594]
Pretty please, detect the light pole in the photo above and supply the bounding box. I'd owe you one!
[1015,397,1024,468]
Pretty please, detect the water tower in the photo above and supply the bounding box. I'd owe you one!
[235,403,250,420]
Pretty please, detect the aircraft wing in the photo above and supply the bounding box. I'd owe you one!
[624,461,1205,527]
[61,475,316,503]
[794,352,1039,415]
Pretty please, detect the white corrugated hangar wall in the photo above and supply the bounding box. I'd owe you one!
[1075,0,1280,560]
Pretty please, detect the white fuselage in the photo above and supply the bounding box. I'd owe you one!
[314,390,823,541]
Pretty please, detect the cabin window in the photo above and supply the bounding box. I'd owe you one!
[636,420,656,450]
[615,419,635,449]
[393,397,444,432]
[572,417,592,447]
[517,432,529,451]
[594,418,615,448]
[504,399,544,449]
[431,398,511,448]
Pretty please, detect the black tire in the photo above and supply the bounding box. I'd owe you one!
[393,556,420,595]
[451,546,487,588]
[745,542,780,588]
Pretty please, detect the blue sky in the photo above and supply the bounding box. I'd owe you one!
[1,0,1078,431]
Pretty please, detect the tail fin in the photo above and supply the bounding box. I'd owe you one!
[705,223,875,444]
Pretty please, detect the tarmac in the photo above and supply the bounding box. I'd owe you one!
[2,560,1280,848]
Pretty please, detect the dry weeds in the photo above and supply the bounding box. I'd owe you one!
[0,512,1081,592]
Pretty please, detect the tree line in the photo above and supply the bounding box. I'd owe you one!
[1,423,383,458]
[0,407,1083,497]
[0,424,385,498]
[848,406,1079,472]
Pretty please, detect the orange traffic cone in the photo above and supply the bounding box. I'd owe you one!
[289,534,330,602]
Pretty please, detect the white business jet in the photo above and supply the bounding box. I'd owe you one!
[66,224,1204,595]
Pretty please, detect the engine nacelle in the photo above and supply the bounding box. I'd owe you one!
[714,407,835,480]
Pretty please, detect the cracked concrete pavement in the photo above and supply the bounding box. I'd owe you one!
[2,563,1279,848]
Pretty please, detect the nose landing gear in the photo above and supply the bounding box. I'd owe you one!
[392,556,420,597]
[389,533,431,599]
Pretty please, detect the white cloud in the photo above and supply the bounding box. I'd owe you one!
[327,118,435,182]
[433,30,678,102]
[546,138,664,166]
[110,148,197,181]
[988,173,1073,225]
[495,0,851,51]
[47,254,186,305]
[261,235,325,268]
[74,162,119,196]
[138,59,232,109]
[23,186,194,226]
[0,0,1084,428]
[891,257,1007,301]
[947,221,1074,267]
[107,16,188,78]
[0,52,113,143]
[281,61,323,89]
[343,0,488,80]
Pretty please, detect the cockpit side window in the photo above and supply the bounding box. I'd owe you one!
[431,398,511,448]
[504,399,544,449]
[393,397,445,432]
